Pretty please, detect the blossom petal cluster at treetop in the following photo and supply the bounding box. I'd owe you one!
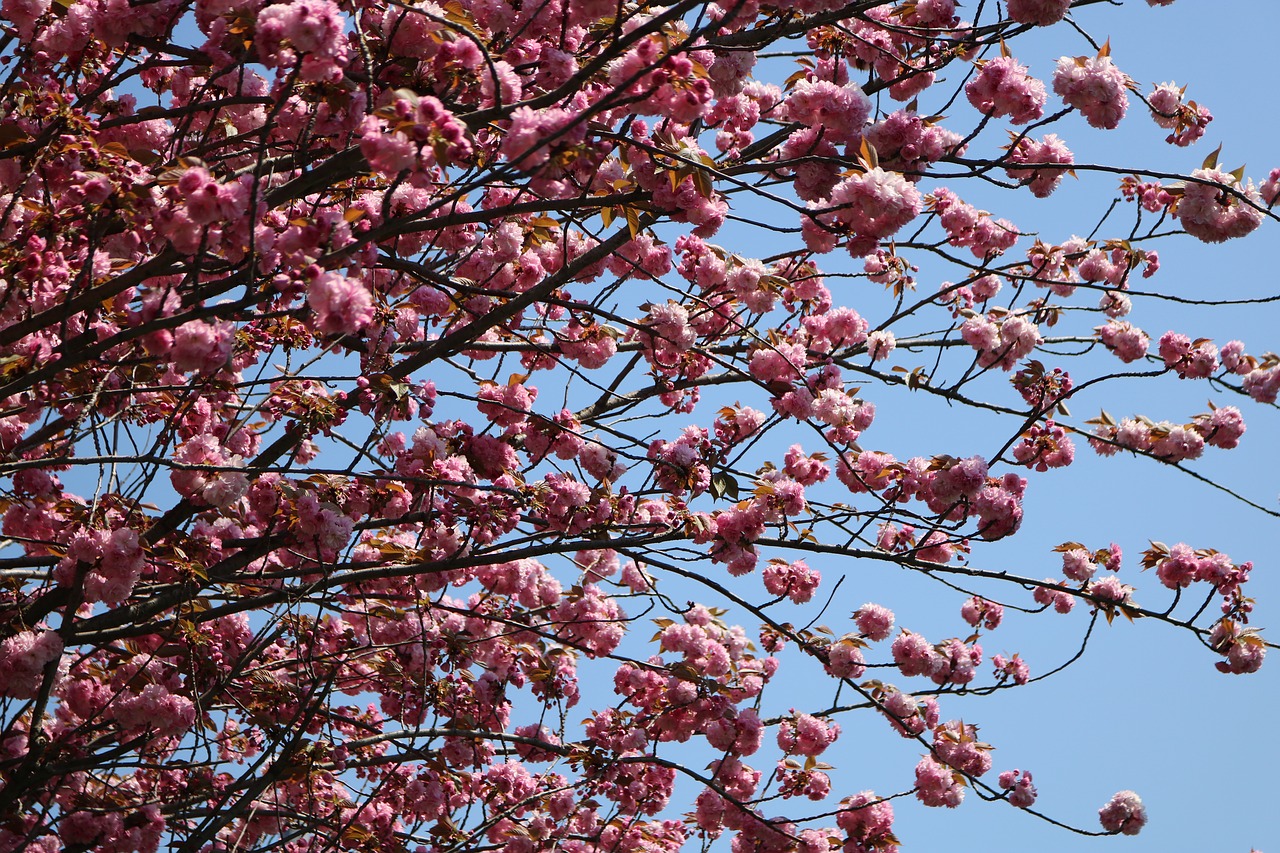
[0,1,1275,852]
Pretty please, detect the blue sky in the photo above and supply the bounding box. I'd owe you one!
[781,2,1280,850]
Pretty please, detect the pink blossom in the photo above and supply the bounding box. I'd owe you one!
[1193,405,1246,449]
[782,79,871,145]
[1098,320,1150,363]
[110,683,197,740]
[1177,168,1264,243]
[1262,167,1280,206]
[855,603,896,641]
[865,110,965,177]
[1006,0,1071,25]
[1006,134,1074,197]
[892,630,943,678]
[1089,574,1135,606]
[915,755,964,808]
[306,268,375,336]
[993,653,1031,685]
[501,106,586,173]
[930,188,1021,258]
[933,720,992,776]
[783,445,830,486]
[1061,548,1097,582]
[867,329,896,361]
[965,56,1047,124]
[1053,54,1130,129]
[172,319,235,374]
[815,167,924,254]
[998,769,1038,807]
[1158,331,1219,378]
[1150,423,1205,462]
[1209,618,1265,674]
[763,559,821,604]
[1034,580,1075,613]
[1147,82,1211,146]
[824,639,867,679]
[550,584,626,658]
[476,382,537,428]
[1156,543,1200,589]
[1243,367,1280,404]
[1013,420,1075,471]
[960,596,1003,630]
[1,0,51,41]
[836,791,896,849]
[1098,790,1147,835]
[0,630,63,699]
[171,435,249,508]
[713,708,765,757]
[777,712,840,757]
[255,0,349,80]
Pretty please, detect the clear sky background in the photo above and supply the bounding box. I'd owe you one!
[630,3,1280,852]
[738,2,1280,851]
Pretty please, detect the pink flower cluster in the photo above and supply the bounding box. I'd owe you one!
[0,629,63,699]
[762,559,822,604]
[1158,331,1219,378]
[960,312,1042,371]
[53,525,147,605]
[109,683,197,741]
[476,381,537,428]
[1089,405,1245,463]
[1177,168,1264,243]
[781,79,871,145]
[933,719,992,777]
[839,452,1026,540]
[960,596,1004,630]
[993,653,1031,685]
[855,603,896,640]
[1098,790,1147,835]
[254,0,349,82]
[1033,580,1076,613]
[172,319,235,375]
[1006,0,1071,25]
[777,711,841,757]
[999,769,1038,807]
[929,188,1020,258]
[865,110,964,177]
[1154,542,1251,596]
[704,707,764,756]
[1097,320,1149,363]
[1053,53,1130,129]
[1209,619,1266,674]
[915,755,964,808]
[891,631,982,685]
[500,106,588,174]
[965,56,1047,124]
[641,300,698,367]
[550,584,626,658]
[880,688,940,738]
[1005,134,1074,197]
[1013,420,1075,471]
[806,167,924,257]
[824,638,867,679]
[1148,82,1212,146]
[1059,542,1121,582]
[306,268,376,337]
[360,93,473,175]
[836,791,897,853]
[648,426,714,496]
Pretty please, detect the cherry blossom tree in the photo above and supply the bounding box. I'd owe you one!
[0,1,1274,852]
